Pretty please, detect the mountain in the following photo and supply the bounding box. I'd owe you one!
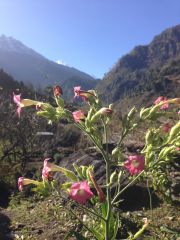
[97,25,180,111]
[0,35,97,99]
[0,68,43,101]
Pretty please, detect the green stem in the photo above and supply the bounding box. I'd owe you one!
[117,118,142,147]
[77,204,106,221]
[102,120,111,240]
[75,122,109,163]
[54,192,97,239]
[76,121,111,240]
[112,170,145,204]
[117,131,127,147]
[67,207,98,239]
[76,123,102,152]
[105,161,111,240]
[147,179,153,219]
[112,156,164,205]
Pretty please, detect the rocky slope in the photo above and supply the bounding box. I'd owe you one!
[97,25,180,111]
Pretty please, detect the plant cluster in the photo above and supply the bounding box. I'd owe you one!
[13,86,180,240]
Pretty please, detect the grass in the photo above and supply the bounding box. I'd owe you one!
[1,194,179,240]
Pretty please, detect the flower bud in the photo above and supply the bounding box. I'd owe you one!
[145,129,154,145]
[110,170,118,185]
[88,171,105,203]
[140,107,151,119]
[158,146,177,160]
[53,85,63,97]
[167,98,180,105]
[112,147,120,157]
[162,123,172,133]
[127,106,137,119]
[109,104,113,110]
[166,122,180,144]
[91,107,113,122]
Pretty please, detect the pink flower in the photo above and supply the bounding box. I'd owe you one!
[42,158,63,180]
[72,110,86,122]
[42,158,53,180]
[162,123,172,133]
[154,96,169,110]
[18,177,39,191]
[42,158,78,181]
[53,85,63,97]
[13,92,41,116]
[74,86,94,102]
[18,177,24,191]
[13,93,24,117]
[124,155,145,175]
[69,181,94,204]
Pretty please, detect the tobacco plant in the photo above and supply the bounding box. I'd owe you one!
[14,87,180,239]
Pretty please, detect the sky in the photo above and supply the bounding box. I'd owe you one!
[0,0,180,78]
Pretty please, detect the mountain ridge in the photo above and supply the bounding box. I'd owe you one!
[97,24,180,110]
[0,35,97,99]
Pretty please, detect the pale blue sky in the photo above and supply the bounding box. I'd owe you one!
[0,0,180,78]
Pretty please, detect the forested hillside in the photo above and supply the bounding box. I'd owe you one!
[97,25,180,111]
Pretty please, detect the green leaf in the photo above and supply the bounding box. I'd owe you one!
[100,202,107,219]
[88,227,104,240]
[111,215,119,240]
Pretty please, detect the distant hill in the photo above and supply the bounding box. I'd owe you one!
[0,68,41,100]
[0,35,97,100]
[97,25,180,111]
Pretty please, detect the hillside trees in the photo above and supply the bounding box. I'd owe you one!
[0,70,51,186]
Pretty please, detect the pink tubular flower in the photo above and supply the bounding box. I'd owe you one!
[74,86,95,102]
[42,158,78,181]
[13,93,24,117]
[18,177,39,191]
[69,181,94,205]
[154,96,169,110]
[42,158,64,180]
[72,110,86,122]
[18,177,24,191]
[42,158,54,180]
[162,123,172,133]
[124,155,145,175]
[13,92,41,116]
